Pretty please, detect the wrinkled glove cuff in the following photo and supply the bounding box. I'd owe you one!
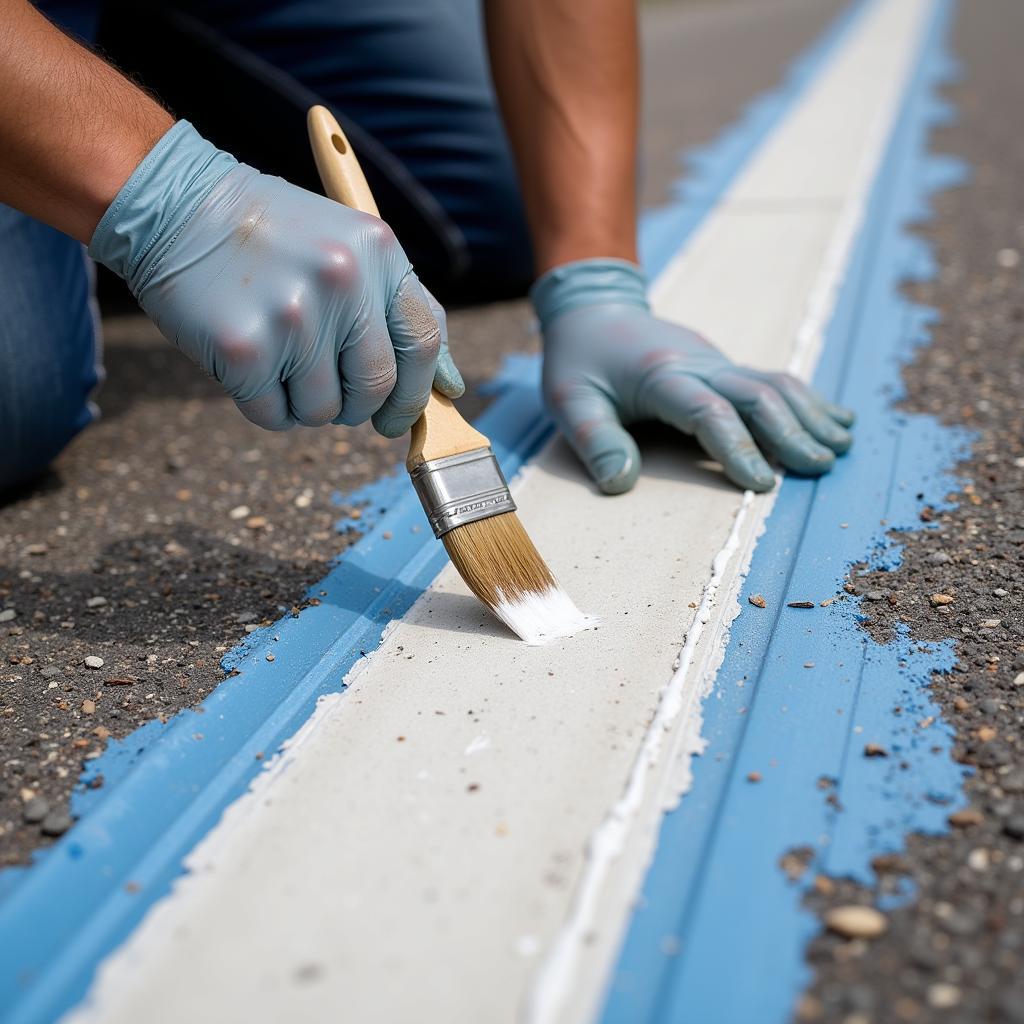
[88,120,238,293]
[529,258,650,330]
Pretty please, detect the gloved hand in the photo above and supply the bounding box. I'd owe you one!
[532,259,854,494]
[89,121,463,436]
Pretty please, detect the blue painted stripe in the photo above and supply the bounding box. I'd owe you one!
[0,3,874,1022]
[0,378,552,1024]
[601,2,970,1022]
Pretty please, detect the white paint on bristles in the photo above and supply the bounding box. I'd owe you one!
[492,585,598,646]
[64,4,934,1023]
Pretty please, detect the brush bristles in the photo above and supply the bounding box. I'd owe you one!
[442,512,596,645]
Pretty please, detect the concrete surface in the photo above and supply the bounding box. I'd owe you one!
[60,4,932,1021]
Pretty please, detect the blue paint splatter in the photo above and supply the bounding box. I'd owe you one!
[602,2,974,1022]
[332,467,406,534]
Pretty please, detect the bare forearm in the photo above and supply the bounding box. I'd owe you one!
[0,0,173,243]
[485,0,639,276]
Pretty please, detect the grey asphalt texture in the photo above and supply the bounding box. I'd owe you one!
[798,1,1024,1021]
[0,1,843,867]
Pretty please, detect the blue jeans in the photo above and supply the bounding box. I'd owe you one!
[0,0,531,490]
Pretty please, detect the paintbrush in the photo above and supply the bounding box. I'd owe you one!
[307,105,593,645]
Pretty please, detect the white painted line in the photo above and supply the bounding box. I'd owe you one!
[65,3,932,1023]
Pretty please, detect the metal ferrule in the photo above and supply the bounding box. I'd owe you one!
[409,448,516,538]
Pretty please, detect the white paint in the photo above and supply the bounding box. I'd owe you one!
[492,584,598,646]
[465,734,491,756]
[523,490,756,1024]
[64,3,932,1023]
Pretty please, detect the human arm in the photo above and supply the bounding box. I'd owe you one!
[485,0,853,493]
[0,0,461,434]
[0,0,173,243]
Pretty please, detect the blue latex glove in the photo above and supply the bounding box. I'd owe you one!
[89,121,463,435]
[532,259,854,494]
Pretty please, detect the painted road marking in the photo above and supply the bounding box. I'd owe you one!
[603,1,968,1022]
[56,2,938,1023]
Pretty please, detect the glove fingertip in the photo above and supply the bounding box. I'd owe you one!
[371,410,414,439]
[589,443,641,496]
[826,402,856,428]
[433,354,466,399]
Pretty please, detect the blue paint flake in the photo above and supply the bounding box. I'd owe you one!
[332,467,406,534]
[602,2,974,1022]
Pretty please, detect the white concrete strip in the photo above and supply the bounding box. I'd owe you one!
[66,3,931,1023]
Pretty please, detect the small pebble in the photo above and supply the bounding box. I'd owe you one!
[84,656,104,669]
[864,743,889,758]
[266,653,275,662]
[824,905,887,939]
[86,596,107,609]
[1013,672,1024,688]
[246,516,268,530]
[0,609,16,623]
[22,797,50,824]
[994,587,1009,597]
[40,811,74,837]
[40,666,61,679]
[928,551,951,564]
[967,848,990,871]
[229,505,251,520]
[1003,817,1024,841]
[747,771,762,783]
[927,983,962,1009]
[748,594,767,609]
[787,600,815,609]
[81,699,96,715]
[864,590,887,602]
[23,543,48,556]
[996,247,1020,268]
[930,593,954,606]
[948,808,984,828]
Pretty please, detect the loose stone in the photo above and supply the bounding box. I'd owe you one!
[927,983,962,1009]
[931,593,954,606]
[22,797,49,824]
[1003,817,1024,841]
[0,609,16,623]
[824,905,887,939]
[949,808,984,828]
[84,656,104,669]
[40,811,73,837]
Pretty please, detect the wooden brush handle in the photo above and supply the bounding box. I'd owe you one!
[306,105,489,470]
